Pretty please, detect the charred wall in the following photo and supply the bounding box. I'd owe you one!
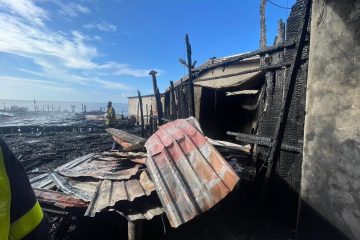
[255,0,309,228]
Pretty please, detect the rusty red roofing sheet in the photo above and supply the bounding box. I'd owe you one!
[34,188,88,209]
[106,128,145,151]
[145,119,240,228]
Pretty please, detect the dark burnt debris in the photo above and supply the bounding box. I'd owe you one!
[3,0,354,239]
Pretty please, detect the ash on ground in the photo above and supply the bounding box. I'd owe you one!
[2,131,113,174]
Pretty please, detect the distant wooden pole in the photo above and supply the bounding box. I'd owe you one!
[185,34,195,117]
[170,81,178,120]
[149,70,164,125]
[137,90,145,137]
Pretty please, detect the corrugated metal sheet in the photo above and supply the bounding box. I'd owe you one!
[31,150,164,222]
[85,171,159,218]
[34,188,88,209]
[106,128,145,151]
[145,119,240,228]
[58,160,140,180]
[30,173,55,189]
[50,172,98,201]
[56,154,141,181]
[101,151,147,164]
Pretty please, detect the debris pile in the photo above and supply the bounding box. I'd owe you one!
[31,118,252,239]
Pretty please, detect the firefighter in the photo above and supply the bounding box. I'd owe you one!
[0,138,49,240]
[104,101,116,127]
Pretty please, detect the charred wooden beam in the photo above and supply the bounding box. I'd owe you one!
[194,61,292,83]
[170,81,178,119]
[191,40,296,74]
[227,131,303,153]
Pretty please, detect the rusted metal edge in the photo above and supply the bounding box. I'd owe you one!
[34,188,88,209]
[106,128,145,151]
[49,172,94,201]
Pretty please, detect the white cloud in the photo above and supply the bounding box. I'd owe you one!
[53,1,90,18]
[0,0,157,102]
[0,76,75,94]
[0,12,98,69]
[97,62,150,77]
[0,0,48,25]
[84,21,117,32]
[92,79,128,90]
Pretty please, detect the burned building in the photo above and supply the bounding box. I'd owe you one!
[142,0,311,233]
[24,0,359,239]
[128,94,158,125]
[139,0,359,238]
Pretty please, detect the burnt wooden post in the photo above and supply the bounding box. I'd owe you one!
[136,101,140,125]
[149,70,164,125]
[128,221,142,240]
[185,34,195,117]
[137,90,145,137]
[175,87,182,118]
[170,81,178,119]
[260,0,267,66]
[149,105,153,135]
[145,104,149,136]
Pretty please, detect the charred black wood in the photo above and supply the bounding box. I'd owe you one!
[170,81,178,120]
[191,40,296,74]
[227,131,303,153]
[161,118,171,123]
[264,0,311,184]
[185,34,195,117]
[149,105,153,135]
[194,61,293,83]
[149,70,164,126]
[137,90,145,137]
[175,87,183,118]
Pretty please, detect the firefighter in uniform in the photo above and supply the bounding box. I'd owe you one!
[0,138,49,240]
[104,101,116,127]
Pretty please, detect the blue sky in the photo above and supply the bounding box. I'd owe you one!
[0,0,295,103]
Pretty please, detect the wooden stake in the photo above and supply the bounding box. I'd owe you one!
[185,34,195,117]
[137,90,145,137]
[170,81,178,119]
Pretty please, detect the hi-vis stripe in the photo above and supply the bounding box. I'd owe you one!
[0,147,11,240]
[0,147,44,240]
[9,202,43,240]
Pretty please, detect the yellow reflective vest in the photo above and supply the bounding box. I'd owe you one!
[0,138,48,240]
[105,106,116,126]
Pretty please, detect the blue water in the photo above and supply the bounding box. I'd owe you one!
[0,99,127,114]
